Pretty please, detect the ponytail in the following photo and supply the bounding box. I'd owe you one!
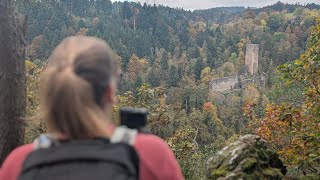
[40,36,117,139]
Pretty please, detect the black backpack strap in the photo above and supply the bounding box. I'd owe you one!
[109,126,139,176]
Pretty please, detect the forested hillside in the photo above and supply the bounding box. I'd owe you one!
[18,1,320,179]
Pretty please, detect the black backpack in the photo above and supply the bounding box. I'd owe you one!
[18,138,139,180]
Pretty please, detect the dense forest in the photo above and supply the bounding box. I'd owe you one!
[16,0,320,179]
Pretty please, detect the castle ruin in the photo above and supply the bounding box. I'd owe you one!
[210,76,239,92]
[210,44,264,93]
[245,44,259,76]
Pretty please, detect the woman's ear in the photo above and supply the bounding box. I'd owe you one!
[103,80,117,105]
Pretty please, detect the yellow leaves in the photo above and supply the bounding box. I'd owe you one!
[242,84,260,104]
[26,60,43,115]
[127,54,149,81]
[303,62,310,69]
[188,21,207,39]
[200,67,215,85]
[166,126,198,159]
[294,59,302,65]
[25,60,47,143]
[26,60,38,72]
[260,19,267,28]
[115,91,135,108]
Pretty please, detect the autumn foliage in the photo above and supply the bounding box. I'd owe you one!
[245,21,320,175]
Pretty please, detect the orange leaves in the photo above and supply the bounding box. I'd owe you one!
[27,35,44,60]
[244,100,319,166]
[253,21,320,170]
[256,104,290,143]
[92,17,99,27]
[203,102,215,112]
[132,8,139,16]
[243,100,256,120]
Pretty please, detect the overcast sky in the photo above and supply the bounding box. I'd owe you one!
[113,0,320,10]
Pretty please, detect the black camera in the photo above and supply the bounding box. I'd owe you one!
[120,107,148,131]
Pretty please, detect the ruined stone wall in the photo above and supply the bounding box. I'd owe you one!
[245,44,259,75]
[240,75,266,89]
[210,76,239,92]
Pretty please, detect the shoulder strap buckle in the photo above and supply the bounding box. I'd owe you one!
[110,126,138,145]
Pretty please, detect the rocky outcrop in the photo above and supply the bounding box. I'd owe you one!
[207,135,287,180]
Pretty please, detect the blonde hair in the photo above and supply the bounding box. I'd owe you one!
[40,36,118,139]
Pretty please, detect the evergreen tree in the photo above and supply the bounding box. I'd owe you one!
[160,51,169,70]
[168,65,179,87]
[207,37,217,68]
[122,1,132,19]
[194,58,204,81]
[134,74,143,90]
[147,68,160,87]
[215,26,223,45]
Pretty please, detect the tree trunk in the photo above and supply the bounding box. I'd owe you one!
[0,0,27,164]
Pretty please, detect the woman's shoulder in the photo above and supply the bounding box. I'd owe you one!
[134,133,176,166]
[0,143,34,180]
[5,143,34,161]
[134,133,184,180]
[134,133,172,155]
[1,143,34,167]
[135,133,167,146]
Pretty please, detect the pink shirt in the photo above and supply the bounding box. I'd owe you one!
[0,134,184,180]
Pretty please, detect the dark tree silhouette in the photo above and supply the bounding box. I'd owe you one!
[0,0,27,164]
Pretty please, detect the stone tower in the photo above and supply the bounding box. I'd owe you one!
[245,44,259,75]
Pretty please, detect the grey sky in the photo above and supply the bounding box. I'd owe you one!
[114,0,320,10]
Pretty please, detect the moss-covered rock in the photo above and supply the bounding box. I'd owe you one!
[210,167,228,179]
[206,134,287,180]
[242,158,257,173]
[297,175,320,180]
